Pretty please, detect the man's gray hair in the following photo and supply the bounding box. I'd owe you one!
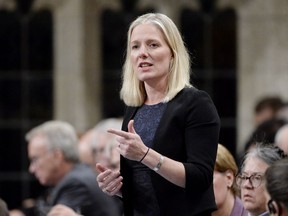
[26,120,79,163]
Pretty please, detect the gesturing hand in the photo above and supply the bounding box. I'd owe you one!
[96,163,123,196]
[107,120,148,161]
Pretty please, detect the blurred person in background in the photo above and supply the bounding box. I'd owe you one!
[77,128,96,170]
[78,118,124,215]
[47,204,80,216]
[241,118,286,158]
[212,144,248,216]
[240,96,285,162]
[265,158,288,216]
[0,198,9,216]
[253,96,284,127]
[9,209,25,216]
[89,118,124,215]
[236,144,285,216]
[78,118,122,172]
[26,120,119,216]
[275,124,288,155]
[276,102,288,122]
[91,118,122,171]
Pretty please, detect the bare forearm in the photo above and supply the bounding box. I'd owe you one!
[141,148,186,188]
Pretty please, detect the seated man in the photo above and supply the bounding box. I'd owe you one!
[26,120,119,216]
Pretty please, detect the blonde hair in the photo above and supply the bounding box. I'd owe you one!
[121,13,192,106]
[215,144,239,196]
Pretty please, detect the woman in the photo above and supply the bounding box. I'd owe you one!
[212,144,248,216]
[265,158,288,216]
[236,144,285,216]
[96,13,220,216]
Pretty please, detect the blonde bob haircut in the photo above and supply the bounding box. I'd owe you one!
[120,13,192,106]
[215,144,239,196]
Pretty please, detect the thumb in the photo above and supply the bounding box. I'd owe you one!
[128,120,136,134]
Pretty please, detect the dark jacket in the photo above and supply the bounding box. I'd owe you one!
[121,87,221,216]
[48,163,120,216]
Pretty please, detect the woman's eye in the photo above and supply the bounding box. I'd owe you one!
[131,45,138,49]
[150,43,158,48]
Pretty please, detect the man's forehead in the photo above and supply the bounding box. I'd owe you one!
[28,135,49,151]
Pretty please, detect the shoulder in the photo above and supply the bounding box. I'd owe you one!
[169,87,220,124]
[171,87,216,111]
[172,87,212,103]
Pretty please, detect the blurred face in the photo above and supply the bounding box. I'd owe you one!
[240,157,269,215]
[28,134,59,186]
[213,170,234,208]
[254,108,274,126]
[130,23,172,86]
[276,128,288,155]
[78,130,96,167]
[94,133,120,171]
[94,132,110,166]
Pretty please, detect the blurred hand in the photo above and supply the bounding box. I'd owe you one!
[48,204,80,216]
[96,163,123,197]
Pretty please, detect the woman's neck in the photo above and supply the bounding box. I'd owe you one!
[144,83,166,105]
[212,192,235,216]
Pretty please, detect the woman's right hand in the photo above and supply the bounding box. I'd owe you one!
[96,163,123,197]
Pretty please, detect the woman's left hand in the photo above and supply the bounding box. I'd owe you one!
[107,120,148,161]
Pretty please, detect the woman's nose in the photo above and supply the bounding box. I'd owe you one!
[138,46,148,58]
[242,178,253,188]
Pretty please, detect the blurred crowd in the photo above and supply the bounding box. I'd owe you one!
[1,95,288,216]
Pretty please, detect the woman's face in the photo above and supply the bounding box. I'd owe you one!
[130,23,172,86]
[213,170,234,208]
[240,157,269,215]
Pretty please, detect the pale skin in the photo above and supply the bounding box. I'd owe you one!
[212,170,235,216]
[96,23,186,196]
[47,204,81,216]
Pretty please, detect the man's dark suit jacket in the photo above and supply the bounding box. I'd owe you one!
[48,163,121,216]
[120,87,221,216]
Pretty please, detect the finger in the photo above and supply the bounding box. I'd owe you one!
[96,169,112,183]
[96,163,107,173]
[128,120,136,134]
[106,182,123,196]
[104,176,123,195]
[107,128,129,139]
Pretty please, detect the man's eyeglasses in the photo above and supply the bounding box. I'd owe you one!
[268,199,282,215]
[235,173,264,188]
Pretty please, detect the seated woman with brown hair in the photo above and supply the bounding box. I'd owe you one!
[212,144,248,216]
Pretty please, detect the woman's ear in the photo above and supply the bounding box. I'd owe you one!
[225,170,234,188]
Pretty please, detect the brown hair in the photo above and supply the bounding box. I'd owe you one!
[215,144,239,196]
